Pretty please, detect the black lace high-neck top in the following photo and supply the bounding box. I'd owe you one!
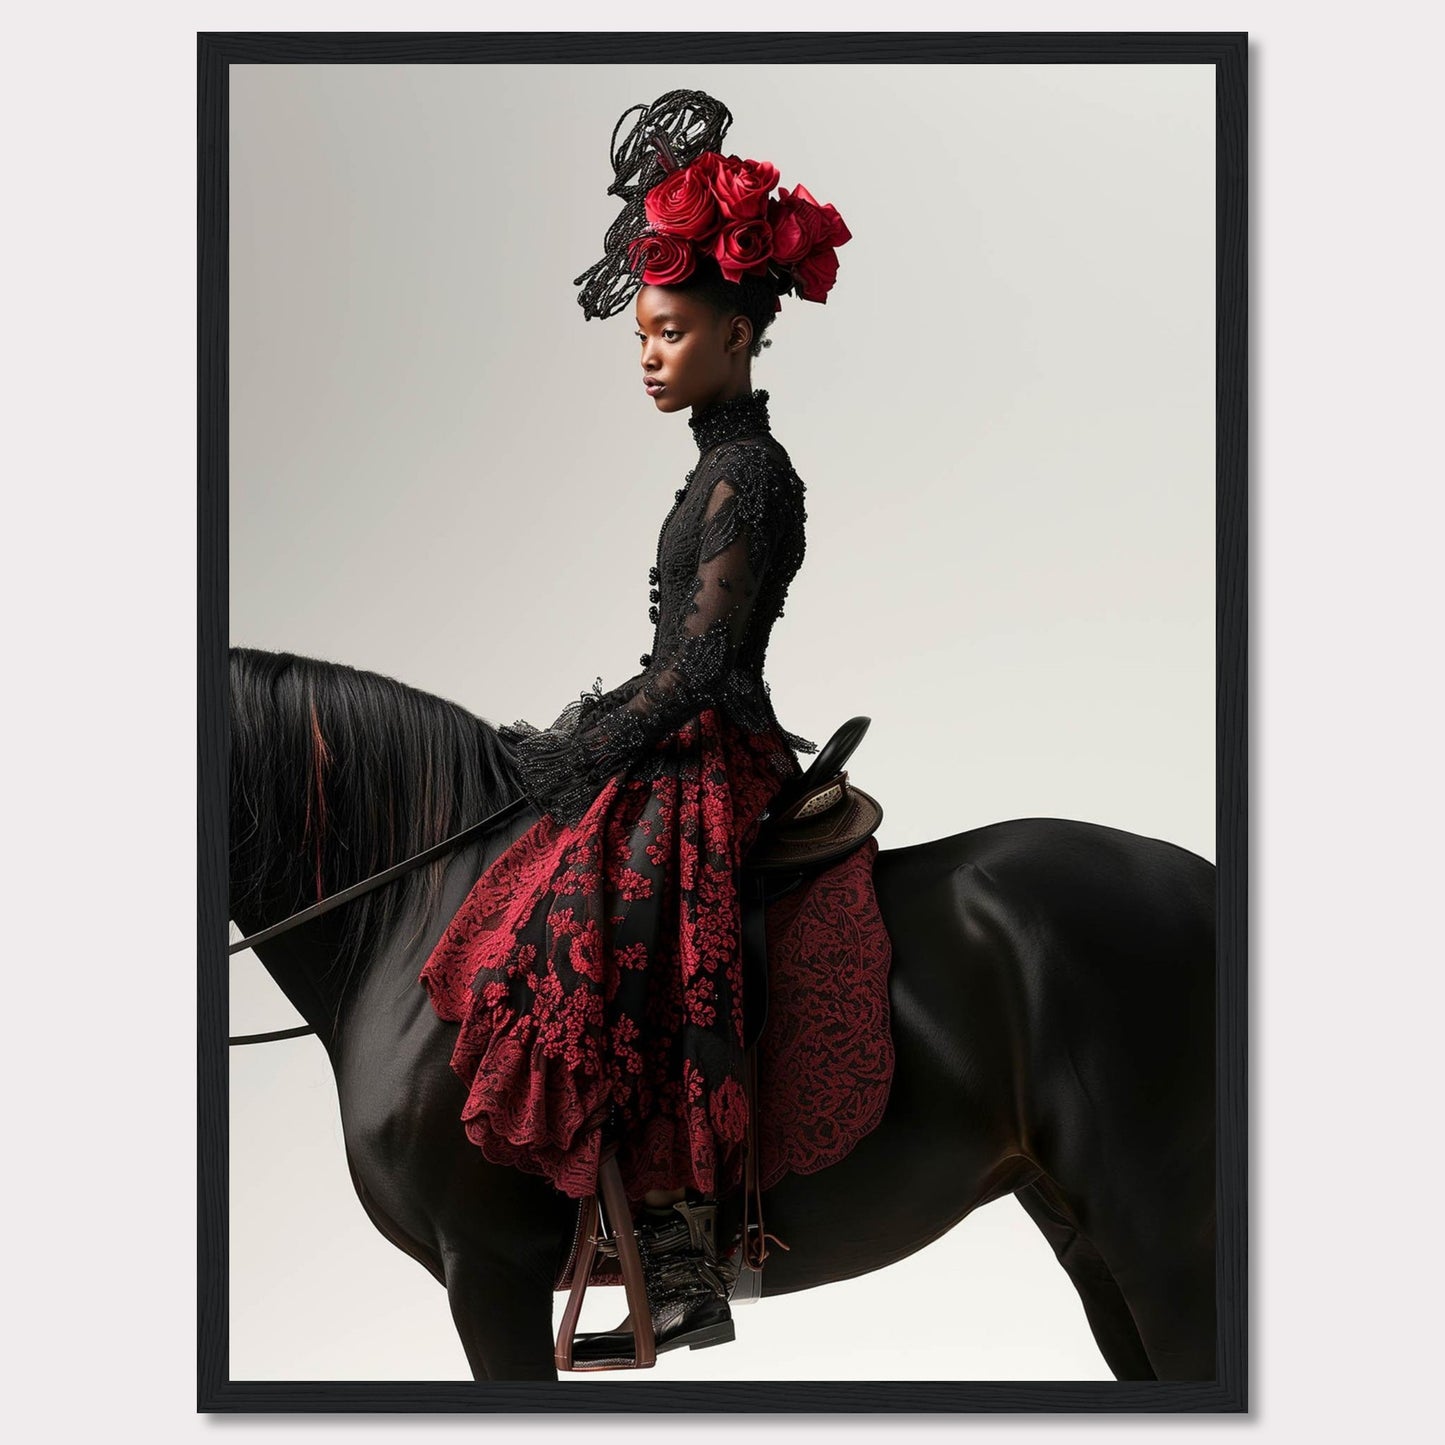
[498,387,817,827]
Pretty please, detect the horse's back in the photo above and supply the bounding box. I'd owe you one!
[875,816,1214,1180]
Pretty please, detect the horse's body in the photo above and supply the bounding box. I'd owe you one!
[229,647,1216,1381]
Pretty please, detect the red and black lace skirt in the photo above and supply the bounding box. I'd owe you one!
[418,707,793,1203]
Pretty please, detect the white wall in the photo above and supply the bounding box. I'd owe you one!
[228,60,1214,1381]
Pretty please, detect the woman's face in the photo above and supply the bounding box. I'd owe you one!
[635,284,751,415]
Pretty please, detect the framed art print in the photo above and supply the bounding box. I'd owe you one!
[200,29,1245,1412]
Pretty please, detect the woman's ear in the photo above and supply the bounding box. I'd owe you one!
[727,315,754,354]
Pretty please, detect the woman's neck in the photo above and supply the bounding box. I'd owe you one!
[688,387,772,454]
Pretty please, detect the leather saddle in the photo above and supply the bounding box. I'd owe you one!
[554,716,884,1371]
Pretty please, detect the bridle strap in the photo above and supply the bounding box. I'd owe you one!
[228,794,530,957]
[229,1024,318,1047]
[226,793,532,1045]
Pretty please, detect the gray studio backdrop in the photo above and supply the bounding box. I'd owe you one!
[229,62,1214,1381]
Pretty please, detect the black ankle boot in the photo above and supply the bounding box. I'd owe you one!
[572,1196,738,1364]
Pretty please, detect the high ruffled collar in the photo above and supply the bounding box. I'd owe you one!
[688,388,772,454]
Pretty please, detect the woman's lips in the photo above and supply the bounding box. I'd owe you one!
[644,378,665,395]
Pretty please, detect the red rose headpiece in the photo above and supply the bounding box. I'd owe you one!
[628,146,851,310]
[575,89,851,320]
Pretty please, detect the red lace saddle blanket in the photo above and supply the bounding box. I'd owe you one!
[749,834,894,1189]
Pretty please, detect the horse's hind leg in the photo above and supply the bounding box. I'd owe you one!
[1087,1196,1216,1382]
[1015,1178,1155,1381]
[1042,1138,1217,1382]
[442,1252,558,1381]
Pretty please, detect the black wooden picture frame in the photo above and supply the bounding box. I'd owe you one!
[199,28,1247,1412]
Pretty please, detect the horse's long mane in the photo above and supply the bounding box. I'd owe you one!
[229,646,524,997]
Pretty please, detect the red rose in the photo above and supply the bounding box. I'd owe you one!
[712,219,774,284]
[627,231,697,286]
[793,245,841,303]
[767,182,851,302]
[643,160,722,242]
[788,181,852,249]
[766,187,827,265]
[706,153,780,222]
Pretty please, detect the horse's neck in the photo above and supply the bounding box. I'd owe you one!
[239,906,350,1049]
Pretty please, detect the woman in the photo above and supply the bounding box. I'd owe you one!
[419,88,851,1360]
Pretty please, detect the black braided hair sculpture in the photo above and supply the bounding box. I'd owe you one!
[574,89,736,322]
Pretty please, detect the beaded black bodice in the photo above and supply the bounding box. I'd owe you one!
[499,387,816,827]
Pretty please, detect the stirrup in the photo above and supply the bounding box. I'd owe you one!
[555,1055,784,1371]
[554,1144,657,1371]
[570,1196,737,1366]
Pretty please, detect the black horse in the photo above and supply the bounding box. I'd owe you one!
[228,646,1216,1382]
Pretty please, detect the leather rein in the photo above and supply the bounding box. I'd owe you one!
[226,795,531,1047]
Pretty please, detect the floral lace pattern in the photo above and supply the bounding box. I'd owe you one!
[753,836,894,1189]
[420,708,791,1202]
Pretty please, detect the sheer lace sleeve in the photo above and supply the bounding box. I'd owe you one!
[499,474,772,826]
